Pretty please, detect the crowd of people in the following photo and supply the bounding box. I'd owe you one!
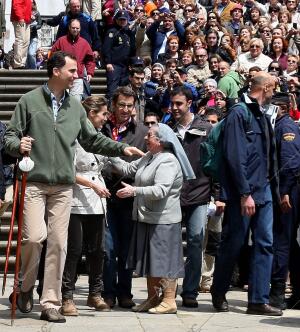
[1,0,300,325]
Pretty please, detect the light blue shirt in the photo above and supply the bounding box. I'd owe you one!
[44,84,66,121]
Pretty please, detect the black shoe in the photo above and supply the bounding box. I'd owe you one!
[269,283,287,310]
[40,308,66,323]
[9,288,34,313]
[286,296,300,309]
[246,303,282,316]
[103,297,116,309]
[118,297,135,308]
[211,293,229,312]
[182,297,198,308]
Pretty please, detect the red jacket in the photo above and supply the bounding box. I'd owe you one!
[10,0,32,24]
[51,34,96,78]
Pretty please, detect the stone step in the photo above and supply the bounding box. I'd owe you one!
[0,69,106,77]
[0,84,107,94]
[0,77,106,84]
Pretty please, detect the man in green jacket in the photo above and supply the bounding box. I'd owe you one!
[218,61,242,101]
[4,51,143,323]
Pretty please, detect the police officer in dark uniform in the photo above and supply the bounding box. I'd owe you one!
[270,92,300,310]
[103,10,136,99]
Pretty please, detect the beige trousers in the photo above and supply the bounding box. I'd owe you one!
[12,21,30,68]
[20,182,73,310]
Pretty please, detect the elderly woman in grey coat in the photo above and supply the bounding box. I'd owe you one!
[112,123,195,314]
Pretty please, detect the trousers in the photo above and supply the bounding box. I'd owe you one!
[20,182,73,310]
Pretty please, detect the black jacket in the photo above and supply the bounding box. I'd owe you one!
[275,114,300,196]
[102,25,136,65]
[175,115,214,207]
[101,119,148,203]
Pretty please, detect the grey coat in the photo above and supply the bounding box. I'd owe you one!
[112,151,183,225]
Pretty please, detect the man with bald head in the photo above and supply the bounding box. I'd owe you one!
[211,72,282,316]
[217,61,241,101]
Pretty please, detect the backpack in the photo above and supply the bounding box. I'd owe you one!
[200,102,252,182]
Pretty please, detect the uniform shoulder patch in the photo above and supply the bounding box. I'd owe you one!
[283,132,296,141]
[109,32,114,38]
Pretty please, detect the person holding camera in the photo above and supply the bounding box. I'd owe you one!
[146,9,184,62]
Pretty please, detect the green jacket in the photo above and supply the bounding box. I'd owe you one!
[217,70,241,99]
[4,86,128,184]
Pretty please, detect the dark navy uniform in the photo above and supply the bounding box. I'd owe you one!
[271,113,300,308]
[102,11,136,99]
[211,93,279,308]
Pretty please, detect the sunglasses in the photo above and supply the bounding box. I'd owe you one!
[151,11,160,16]
[288,60,297,63]
[135,8,144,12]
[270,66,280,71]
[144,121,157,126]
[184,8,194,12]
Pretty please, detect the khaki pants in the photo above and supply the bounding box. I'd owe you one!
[201,213,223,287]
[12,21,30,68]
[20,182,73,310]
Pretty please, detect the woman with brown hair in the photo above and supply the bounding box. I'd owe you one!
[157,35,180,65]
[192,35,206,53]
[183,26,199,51]
[270,36,289,70]
[218,33,237,64]
[61,96,111,316]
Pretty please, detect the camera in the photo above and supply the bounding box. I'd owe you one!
[170,71,176,79]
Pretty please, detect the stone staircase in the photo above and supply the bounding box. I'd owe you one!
[0,68,107,274]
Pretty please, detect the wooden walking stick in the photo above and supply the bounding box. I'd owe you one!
[2,165,19,296]
[10,155,34,326]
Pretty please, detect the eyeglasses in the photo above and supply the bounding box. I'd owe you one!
[144,121,157,126]
[250,44,261,48]
[117,102,134,110]
[269,66,280,71]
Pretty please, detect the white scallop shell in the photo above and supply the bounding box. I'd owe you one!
[19,156,35,172]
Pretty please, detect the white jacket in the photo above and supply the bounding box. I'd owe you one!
[71,142,107,215]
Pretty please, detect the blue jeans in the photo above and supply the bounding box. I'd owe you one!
[212,185,273,304]
[103,201,134,300]
[26,37,38,69]
[181,204,208,299]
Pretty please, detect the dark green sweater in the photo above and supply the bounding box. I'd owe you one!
[4,86,128,184]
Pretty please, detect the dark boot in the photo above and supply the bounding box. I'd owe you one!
[269,282,286,310]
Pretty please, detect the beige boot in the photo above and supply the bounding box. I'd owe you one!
[87,295,111,311]
[61,298,79,316]
[148,279,177,314]
[132,277,161,312]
